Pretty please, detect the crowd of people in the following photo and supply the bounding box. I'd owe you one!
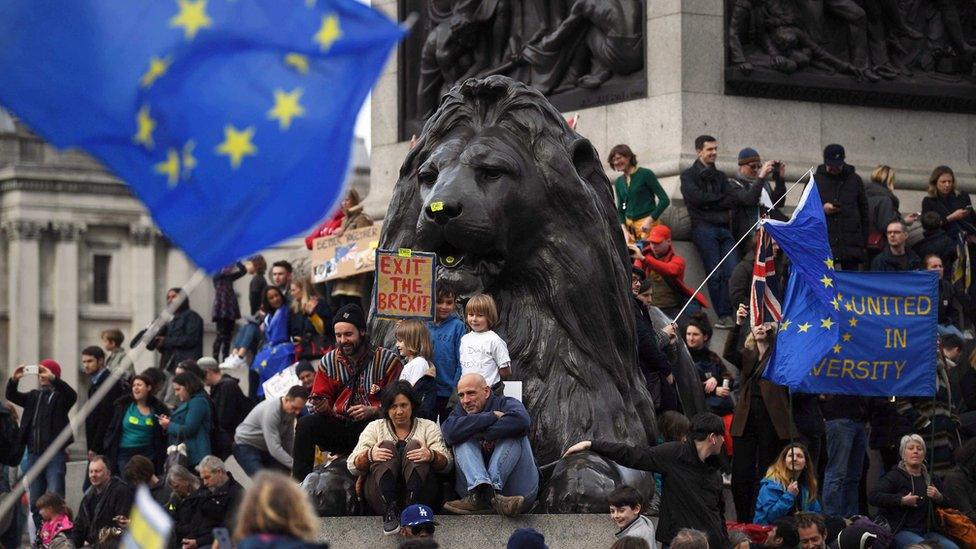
[0,140,975,549]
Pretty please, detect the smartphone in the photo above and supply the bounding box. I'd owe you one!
[722,379,730,390]
[22,364,38,375]
[213,527,232,549]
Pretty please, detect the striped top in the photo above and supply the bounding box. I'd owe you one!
[312,345,402,416]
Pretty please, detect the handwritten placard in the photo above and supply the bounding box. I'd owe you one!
[310,223,382,283]
[374,249,436,320]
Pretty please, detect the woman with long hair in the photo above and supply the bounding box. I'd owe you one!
[754,443,821,524]
[158,372,212,468]
[234,471,327,548]
[922,166,976,241]
[393,320,438,420]
[104,373,171,475]
[865,165,918,263]
[252,286,296,398]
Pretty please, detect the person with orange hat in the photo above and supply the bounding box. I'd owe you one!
[636,224,710,333]
[6,359,77,528]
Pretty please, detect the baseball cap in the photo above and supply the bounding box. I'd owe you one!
[400,504,437,528]
[648,224,672,244]
[823,144,846,167]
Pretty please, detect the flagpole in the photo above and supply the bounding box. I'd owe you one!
[668,167,815,324]
[0,269,208,520]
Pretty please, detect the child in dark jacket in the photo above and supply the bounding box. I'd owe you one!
[426,282,466,421]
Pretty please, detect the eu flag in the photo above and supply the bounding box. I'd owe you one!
[762,179,841,388]
[0,0,404,272]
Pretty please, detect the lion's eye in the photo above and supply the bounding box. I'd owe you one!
[480,167,505,181]
[418,169,438,186]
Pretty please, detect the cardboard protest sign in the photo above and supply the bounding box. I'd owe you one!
[310,224,382,283]
[262,364,301,401]
[374,249,435,320]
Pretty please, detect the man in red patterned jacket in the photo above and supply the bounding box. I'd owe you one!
[291,304,402,480]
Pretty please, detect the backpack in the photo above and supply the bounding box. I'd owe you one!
[851,515,895,549]
[0,406,24,467]
[937,507,976,547]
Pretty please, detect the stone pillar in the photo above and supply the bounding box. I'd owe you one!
[4,220,42,369]
[129,225,157,373]
[51,222,82,392]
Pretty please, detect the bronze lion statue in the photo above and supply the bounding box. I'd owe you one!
[372,75,660,510]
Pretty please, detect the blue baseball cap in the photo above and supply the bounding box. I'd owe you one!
[400,504,437,527]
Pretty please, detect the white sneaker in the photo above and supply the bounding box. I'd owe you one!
[221,355,245,369]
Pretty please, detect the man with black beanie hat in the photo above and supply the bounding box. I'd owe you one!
[292,304,402,481]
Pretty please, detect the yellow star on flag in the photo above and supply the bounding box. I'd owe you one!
[284,53,310,74]
[833,344,842,354]
[844,302,853,312]
[133,106,156,149]
[267,88,306,130]
[848,317,858,327]
[181,141,197,180]
[842,332,852,342]
[820,274,834,287]
[170,0,213,41]
[797,322,811,333]
[140,56,171,88]
[824,258,835,270]
[831,297,841,311]
[836,293,844,301]
[314,14,342,51]
[154,148,180,187]
[820,317,835,330]
[779,319,791,332]
[215,125,257,169]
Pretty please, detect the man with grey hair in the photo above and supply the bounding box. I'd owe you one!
[176,456,244,549]
[671,528,709,548]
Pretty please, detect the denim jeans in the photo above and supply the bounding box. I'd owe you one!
[822,419,867,517]
[893,530,959,549]
[27,450,67,527]
[233,443,289,477]
[116,445,154,476]
[453,437,539,508]
[691,223,737,317]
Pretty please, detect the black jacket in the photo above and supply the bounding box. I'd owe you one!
[210,376,254,460]
[86,371,128,455]
[72,476,134,546]
[912,229,957,271]
[249,275,268,317]
[168,489,206,549]
[680,160,736,227]
[158,304,204,371]
[815,164,869,263]
[633,298,673,379]
[103,394,170,475]
[922,192,976,240]
[943,460,976,524]
[870,247,921,271]
[869,465,947,535]
[5,377,77,453]
[591,439,727,548]
[820,395,868,422]
[864,180,903,235]
[188,474,245,547]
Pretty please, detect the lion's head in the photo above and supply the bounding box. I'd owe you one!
[375,76,656,464]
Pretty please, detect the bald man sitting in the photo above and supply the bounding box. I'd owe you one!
[441,374,538,516]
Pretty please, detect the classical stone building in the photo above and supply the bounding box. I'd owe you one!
[0,109,370,391]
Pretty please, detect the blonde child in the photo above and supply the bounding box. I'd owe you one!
[460,294,511,392]
[393,320,437,386]
[36,492,73,548]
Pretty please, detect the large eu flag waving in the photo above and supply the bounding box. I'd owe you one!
[0,0,404,271]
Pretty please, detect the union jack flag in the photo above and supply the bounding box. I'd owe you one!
[750,225,783,327]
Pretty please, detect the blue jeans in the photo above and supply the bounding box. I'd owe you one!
[233,443,288,477]
[893,531,959,549]
[691,223,737,317]
[822,419,866,517]
[27,450,66,527]
[116,445,154,475]
[453,437,539,509]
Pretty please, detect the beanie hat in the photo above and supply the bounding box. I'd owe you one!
[507,528,548,549]
[333,303,367,332]
[737,147,761,166]
[40,359,62,379]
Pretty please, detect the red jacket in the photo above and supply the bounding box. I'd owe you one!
[638,246,709,308]
[304,210,345,250]
[311,346,402,416]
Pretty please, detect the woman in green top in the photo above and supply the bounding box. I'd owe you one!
[608,144,670,243]
[103,374,170,474]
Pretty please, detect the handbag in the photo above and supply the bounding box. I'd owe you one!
[936,507,976,547]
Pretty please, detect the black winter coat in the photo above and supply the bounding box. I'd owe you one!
[680,160,737,227]
[86,372,128,455]
[922,192,976,240]
[912,229,957,273]
[869,248,921,271]
[158,305,204,371]
[591,439,727,548]
[864,180,903,234]
[187,475,245,547]
[210,376,254,460]
[6,377,77,453]
[103,394,170,475]
[943,461,976,524]
[633,298,673,379]
[869,465,948,535]
[72,477,134,546]
[815,164,869,263]
[168,490,206,549]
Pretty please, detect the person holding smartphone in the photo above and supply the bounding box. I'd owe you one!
[6,359,77,528]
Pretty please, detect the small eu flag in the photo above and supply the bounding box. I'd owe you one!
[0,0,404,271]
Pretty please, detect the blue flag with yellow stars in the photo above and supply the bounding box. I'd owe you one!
[0,0,404,272]
[762,180,938,396]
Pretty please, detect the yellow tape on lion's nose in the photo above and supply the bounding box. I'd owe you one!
[430,201,444,212]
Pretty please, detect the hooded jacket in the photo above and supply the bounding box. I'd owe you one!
[869,463,948,535]
[210,375,253,459]
[157,298,204,371]
[814,164,869,263]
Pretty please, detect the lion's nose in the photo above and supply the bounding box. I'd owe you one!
[424,199,462,226]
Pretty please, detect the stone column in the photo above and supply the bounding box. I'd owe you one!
[51,222,82,392]
[130,225,157,373]
[4,220,42,369]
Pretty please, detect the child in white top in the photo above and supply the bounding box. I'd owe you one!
[394,319,436,385]
[459,294,511,388]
